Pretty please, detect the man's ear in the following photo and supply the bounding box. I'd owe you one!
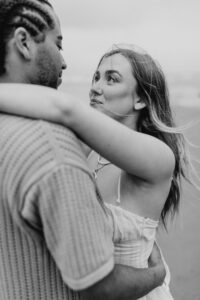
[13,27,33,61]
[134,98,146,110]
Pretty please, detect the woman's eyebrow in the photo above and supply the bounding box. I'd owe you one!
[106,70,122,77]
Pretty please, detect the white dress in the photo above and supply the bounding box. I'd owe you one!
[88,152,174,299]
[105,175,174,300]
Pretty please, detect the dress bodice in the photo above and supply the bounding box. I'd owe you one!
[106,203,159,268]
[88,151,173,299]
[106,204,174,300]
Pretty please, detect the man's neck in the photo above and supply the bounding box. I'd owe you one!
[0,73,26,84]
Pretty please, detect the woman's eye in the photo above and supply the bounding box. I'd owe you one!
[93,74,99,82]
[107,75,116,83]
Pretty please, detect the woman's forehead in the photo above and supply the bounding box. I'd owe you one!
[98,53,133,75]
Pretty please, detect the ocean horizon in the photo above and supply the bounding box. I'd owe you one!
[59,74,200,108]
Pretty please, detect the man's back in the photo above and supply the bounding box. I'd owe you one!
[0,114,113,300]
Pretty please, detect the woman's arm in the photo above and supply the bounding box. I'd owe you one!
[0,84,63,121]
[0,83,175,182]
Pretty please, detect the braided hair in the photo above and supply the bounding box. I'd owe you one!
[0,0,55,75]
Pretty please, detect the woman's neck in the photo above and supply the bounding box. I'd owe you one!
[119,113,138,131]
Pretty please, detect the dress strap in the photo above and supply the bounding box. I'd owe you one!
[116,173,121,206]
[87,150,94,161]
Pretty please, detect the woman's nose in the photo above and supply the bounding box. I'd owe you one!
[91,81,103,95]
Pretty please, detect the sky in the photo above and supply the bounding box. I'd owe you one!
[50,0,200,103]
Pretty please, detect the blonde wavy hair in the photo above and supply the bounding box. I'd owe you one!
[97,45,194,228]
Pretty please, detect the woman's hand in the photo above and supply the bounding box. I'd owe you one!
[0,83,69,123]
[148,242,166,285]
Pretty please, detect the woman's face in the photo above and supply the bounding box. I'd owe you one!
[89,53,139,120]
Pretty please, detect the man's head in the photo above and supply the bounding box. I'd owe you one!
[0,0,66,88]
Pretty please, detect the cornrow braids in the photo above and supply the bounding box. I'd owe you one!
[0,0,55,75]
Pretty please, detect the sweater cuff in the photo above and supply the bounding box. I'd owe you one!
[63,257,114,291]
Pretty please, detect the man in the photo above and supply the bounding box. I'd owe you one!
[0,0,166,299]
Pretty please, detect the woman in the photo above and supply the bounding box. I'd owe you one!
[0,45,189,299]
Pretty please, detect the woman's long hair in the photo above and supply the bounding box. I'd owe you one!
[98,47,191,227]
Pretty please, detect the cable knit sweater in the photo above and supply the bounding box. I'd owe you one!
[0,114,114,300]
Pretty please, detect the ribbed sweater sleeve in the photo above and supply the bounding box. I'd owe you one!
[0,114,114,299]
[23,165,114,290]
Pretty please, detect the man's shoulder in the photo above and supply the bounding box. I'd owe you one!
[0,113,72,133]
[0,114,87,169]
